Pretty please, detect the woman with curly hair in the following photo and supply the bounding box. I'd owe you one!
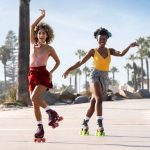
[28,9,62,142]
[63,27,138,136]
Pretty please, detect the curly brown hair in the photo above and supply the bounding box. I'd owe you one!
[34,22,54,44]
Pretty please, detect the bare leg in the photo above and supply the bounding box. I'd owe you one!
[86,96,96,118]
[92,81,103,116]
[30,85,48,121]
[33,102,42,121]
[92,81,105,134]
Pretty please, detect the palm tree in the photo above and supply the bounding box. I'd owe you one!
[70,70,78,93]
[136,37,145,89]
[0,46,11,90]
[75,49,86,92]
[83,66,91,91]
[76,68,82,93]
[75,49,86,60]
[137,37,150,91]
[146,36,150,91]
[16,0,31,106]
[124,63,132,83]
[110,66,119,85]
[128,54,138,90]
[142,39,149,91]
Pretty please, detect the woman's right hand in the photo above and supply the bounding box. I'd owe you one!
[62,70,70,79]
[39,9,45,17]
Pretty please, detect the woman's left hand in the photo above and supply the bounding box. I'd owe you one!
[129,42,139,48]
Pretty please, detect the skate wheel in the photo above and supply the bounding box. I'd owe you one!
[58,116,63,121]
[42,138,46,142]
[34,139,37,142]
[80,129,89,136]
[95,131,105,136]
[52,122,59,128]
[34,138,46,143]
[101,131,105,136]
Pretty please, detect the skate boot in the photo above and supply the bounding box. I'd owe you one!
[95,119,105,136]
[34,124,46,143]
[80,119,89,136]
[46,109,63,128]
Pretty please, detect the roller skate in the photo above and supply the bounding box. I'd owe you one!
[46,109,63,128]
[80,119,89,136]
[34,124,46,143]
[95,119,105,136]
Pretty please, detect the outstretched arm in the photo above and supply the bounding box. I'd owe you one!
[111,42,139,57]
[62,50,93,78]
[30,9,45,44]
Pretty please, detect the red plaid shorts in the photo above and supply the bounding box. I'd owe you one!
[28,66,53,92]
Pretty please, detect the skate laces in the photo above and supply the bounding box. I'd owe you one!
[47,109,58,121]
[82,119,89,127]
[97,119,103,128]
[36,124,43,131]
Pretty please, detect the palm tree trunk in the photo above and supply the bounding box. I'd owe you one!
[69,74,72,87]
[4,64,7,90]
[16,0,31,106]
[127,69,129,83]
[112,73,115,85]
[140,56,144,88]
[85,73,87,91]
[75,74,77,93]
[78,75,80,93]
[146,58,149,91]
[133,62,138,91]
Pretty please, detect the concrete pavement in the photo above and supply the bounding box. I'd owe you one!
[0,99,150,150]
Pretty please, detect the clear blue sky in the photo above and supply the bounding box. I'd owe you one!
[0,0,150,90]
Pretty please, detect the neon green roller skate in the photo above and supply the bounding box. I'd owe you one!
[80,120,89,136]
[95,119,105,136]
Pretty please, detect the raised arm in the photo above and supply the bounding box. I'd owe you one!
[110,42,139,57]
[62,49,93,78]
[30,9,45,44]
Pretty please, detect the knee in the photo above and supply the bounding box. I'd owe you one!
[91,99,96,104]
[31,94,40,103]
[90,99,96,107]
[95,97,102,105]
[33,102,40,110]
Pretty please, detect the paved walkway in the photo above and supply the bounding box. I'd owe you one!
[0,99,150,150]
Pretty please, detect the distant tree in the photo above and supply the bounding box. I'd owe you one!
[0,45,11,90]
[70,70,78,92]
[75,49,86,92]
[137,37,150,90]
[124,63,132,83]
[136,37,145,89]
[128,54,138,90]
[110,66,119,85]
[0,81,5,94]
[83,66,91,91]
[4,30,18,87]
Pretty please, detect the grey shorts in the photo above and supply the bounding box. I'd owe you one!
[90,69,109,94]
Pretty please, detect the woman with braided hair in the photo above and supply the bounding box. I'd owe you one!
[63,27,138,136]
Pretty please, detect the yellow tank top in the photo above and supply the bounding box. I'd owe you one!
[93,48,111,71]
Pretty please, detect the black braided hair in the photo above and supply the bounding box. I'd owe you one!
[94,27,112,40]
